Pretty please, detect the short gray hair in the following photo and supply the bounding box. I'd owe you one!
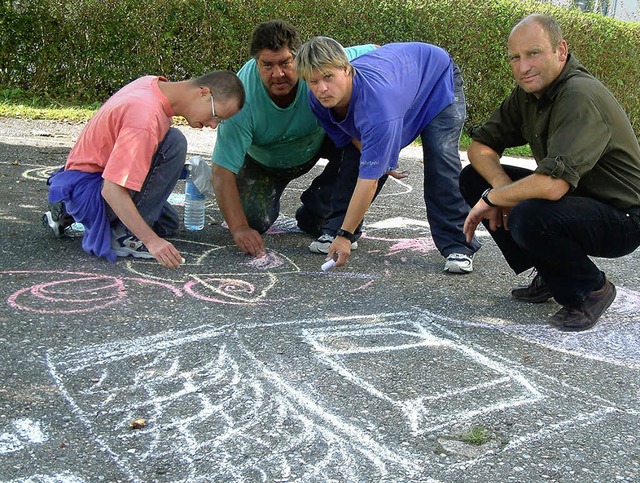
[296,36,353,81]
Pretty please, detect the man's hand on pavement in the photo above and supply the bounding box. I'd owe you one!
[233,225,266,257]
[328,236,352,267]
[146,237,183,270]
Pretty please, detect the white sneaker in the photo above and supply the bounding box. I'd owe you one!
[309,233,358,254]
[444,253,473,274]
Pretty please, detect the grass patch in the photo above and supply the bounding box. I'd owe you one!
[0,88,99,122]
[460,425,492,446]
[0,103,97,122]
[459,133,532,158]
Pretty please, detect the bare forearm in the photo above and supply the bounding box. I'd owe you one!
[488,173,570,207]
[101,181,157,244]
[342,178,378,232]
[467,140,513,188]
[212,164,265,256]
[211,167,250,232]
[468,141,570,207]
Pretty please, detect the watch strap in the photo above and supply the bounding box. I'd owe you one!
[335,228,356,243]
[481,188,497,207]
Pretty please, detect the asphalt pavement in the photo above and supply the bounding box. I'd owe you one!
[0,118,639,482]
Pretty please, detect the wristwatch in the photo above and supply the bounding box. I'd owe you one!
[336,228,356,243]
[481,188,497,207]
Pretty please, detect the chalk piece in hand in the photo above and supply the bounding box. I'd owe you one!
[181,258,186,264]
[321,259,336,271]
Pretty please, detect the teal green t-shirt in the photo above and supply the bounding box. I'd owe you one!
[212,45,376,174]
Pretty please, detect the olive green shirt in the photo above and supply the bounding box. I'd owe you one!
[472,54,640,210]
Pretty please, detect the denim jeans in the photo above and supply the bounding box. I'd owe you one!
[459,164,640,305]
[419,65,481,257]
[108,127,187,236]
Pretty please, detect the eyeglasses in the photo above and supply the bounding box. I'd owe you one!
[211,95,224,124]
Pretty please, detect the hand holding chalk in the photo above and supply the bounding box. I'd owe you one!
[321,259,336,271]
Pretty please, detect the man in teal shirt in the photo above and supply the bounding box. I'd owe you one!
[212,20,376,256]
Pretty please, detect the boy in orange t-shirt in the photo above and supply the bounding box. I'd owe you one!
[45,71,245,269]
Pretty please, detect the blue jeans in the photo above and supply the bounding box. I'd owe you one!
[459,164,640,305]
[108,127,187,236]
[420,65,481,257]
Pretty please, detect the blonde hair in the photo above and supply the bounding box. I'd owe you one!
[296,36,353,81]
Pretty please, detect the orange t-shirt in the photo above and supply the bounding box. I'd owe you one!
[66,76,174,191]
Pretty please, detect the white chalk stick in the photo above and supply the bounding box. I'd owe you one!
[181,258,186,264]
[321,259,336,271]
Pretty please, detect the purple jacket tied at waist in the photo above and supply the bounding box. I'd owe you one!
[48,169,116,262]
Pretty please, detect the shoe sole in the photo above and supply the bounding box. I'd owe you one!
[42,212,64,238]
[444,262,473,274]
[511,292,552,303]
[444,267,473,274]
[309,244,330,254]
[112,248,155,259]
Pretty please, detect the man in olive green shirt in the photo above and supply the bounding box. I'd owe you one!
[461,14,640,331]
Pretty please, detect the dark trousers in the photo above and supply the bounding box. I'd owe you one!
[237,135,387,239]
[459,164,640,305]
[297,140,387,240]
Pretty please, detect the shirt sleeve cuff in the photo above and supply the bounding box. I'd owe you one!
[534,156,580,189]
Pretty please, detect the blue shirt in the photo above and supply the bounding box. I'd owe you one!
[310,42,455,179]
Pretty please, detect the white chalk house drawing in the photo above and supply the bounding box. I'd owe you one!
[45,310,633,481]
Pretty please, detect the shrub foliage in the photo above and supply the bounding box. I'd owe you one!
[1,0,639,134]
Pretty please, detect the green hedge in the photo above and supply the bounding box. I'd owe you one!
[1,0,639,134]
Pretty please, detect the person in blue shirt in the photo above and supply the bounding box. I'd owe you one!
[211,20,378,257]
[296,37,480,273]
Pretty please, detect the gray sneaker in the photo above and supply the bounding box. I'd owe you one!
[111,233,154,259]
[309,234,358,254]
[42,201,74,238]
[444,253,473,274]
[42,211,65,238]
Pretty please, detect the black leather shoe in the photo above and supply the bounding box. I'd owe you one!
[511,272,552,303]
[549,278,616,332]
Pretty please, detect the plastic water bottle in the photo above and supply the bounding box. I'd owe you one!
[184,169,205,230]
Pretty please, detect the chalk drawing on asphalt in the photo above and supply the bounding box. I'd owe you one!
[1,239,380,311]
[377,173,413,197]
[1,270,181,314]
[420,286,640,370]
[20,165,61,182]
[300,319,543,434]
[5,472,86,483]
[0,418,47,455]
[44,311,624,481]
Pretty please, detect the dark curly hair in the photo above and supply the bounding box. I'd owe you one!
[249,20,301,58]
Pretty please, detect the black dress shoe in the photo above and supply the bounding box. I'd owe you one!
[511,272,552,303]
[549,278,616,332]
